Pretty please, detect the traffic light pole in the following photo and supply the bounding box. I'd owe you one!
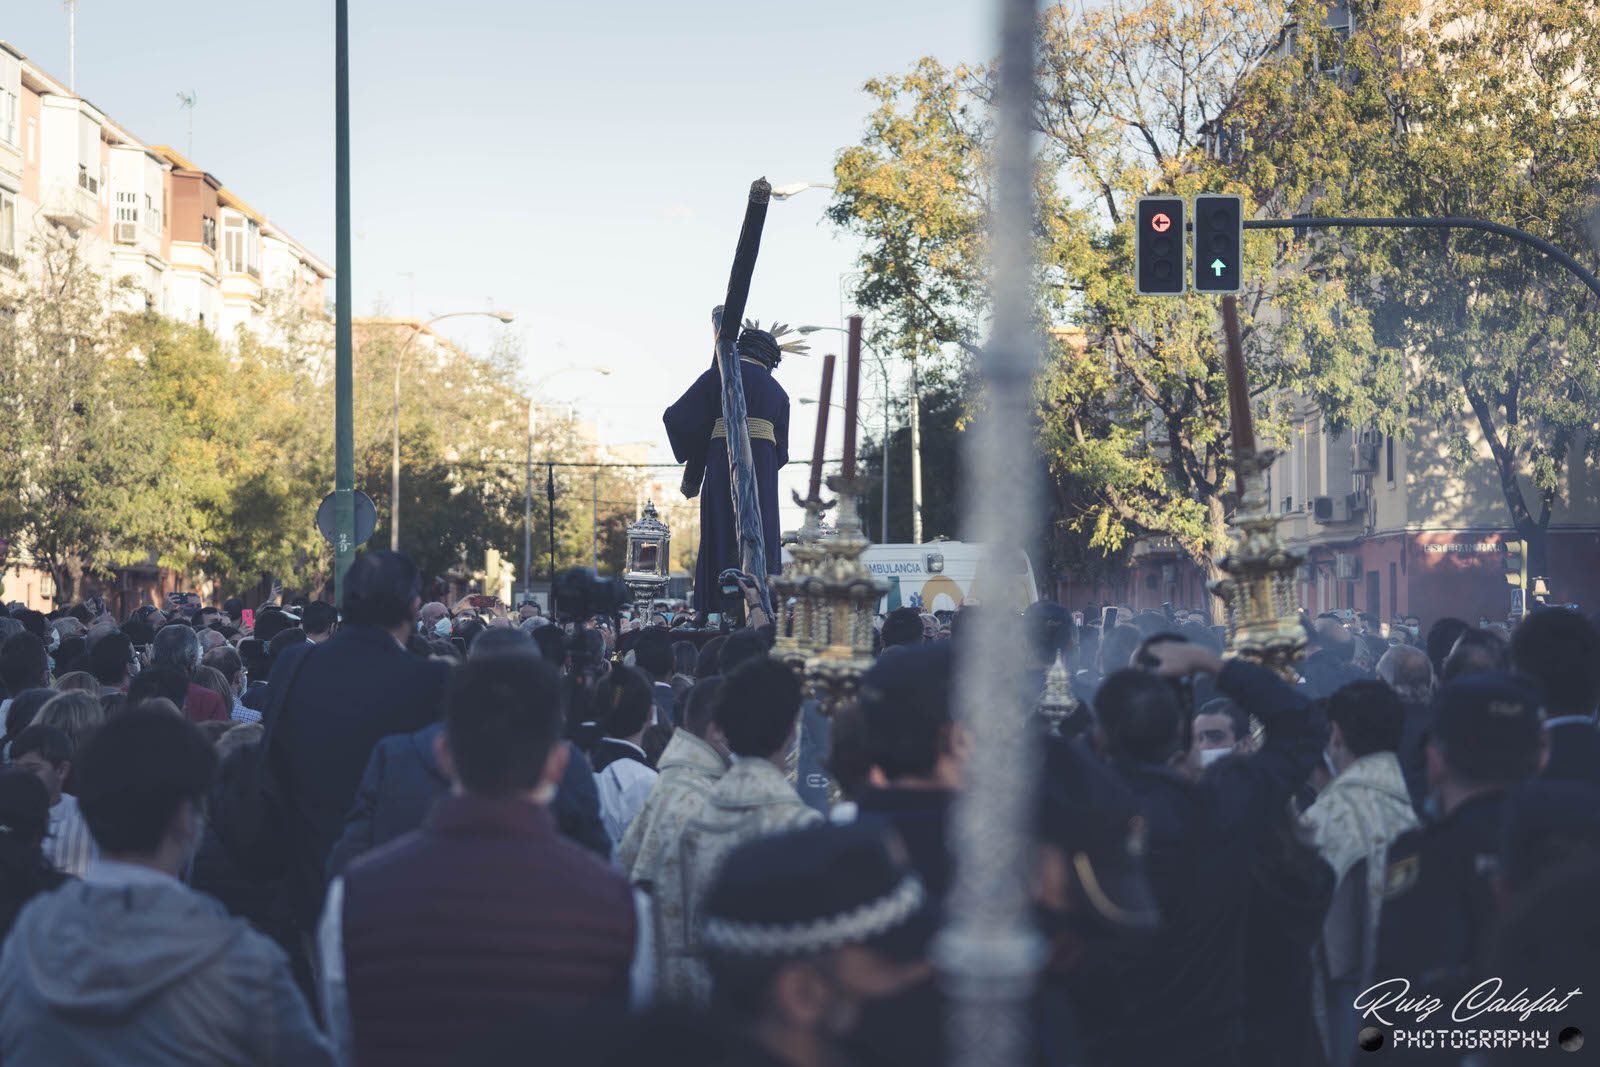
[332,0,356,607]
[1242,216,1600,304]
[1244,214,1600,598]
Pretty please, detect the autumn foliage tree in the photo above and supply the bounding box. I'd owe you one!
[1232,0,1600,578]
[0,231,649,604]
[832,0,1600,590]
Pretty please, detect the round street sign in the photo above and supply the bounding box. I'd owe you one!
[316,490,378,546]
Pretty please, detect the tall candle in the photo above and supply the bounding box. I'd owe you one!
[842,315,863,479]
[1220,295,1255,496]
[809,354,836,500]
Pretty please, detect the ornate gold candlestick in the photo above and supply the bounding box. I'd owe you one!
[1210,448,1306,678]
[770,490,834,675]
[805,474,887,716]
[1210,296,1305,679]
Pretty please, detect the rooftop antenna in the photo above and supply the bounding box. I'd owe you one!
[176,91,196,157]
[64,0,77,92]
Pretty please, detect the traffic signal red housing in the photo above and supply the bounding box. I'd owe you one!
[1136,196,1186,295]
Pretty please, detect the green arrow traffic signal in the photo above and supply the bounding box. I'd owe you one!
[1193,194,1243,293]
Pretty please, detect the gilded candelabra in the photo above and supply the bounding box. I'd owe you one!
[1209,448,1306,678]
[801,474,887,716]
[770,490,834,675]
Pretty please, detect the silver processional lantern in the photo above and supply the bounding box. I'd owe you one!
[624,500,671,613]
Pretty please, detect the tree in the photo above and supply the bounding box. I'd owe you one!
[830,1,1358,590]
[0,231,162,601]
[1232,0,1600,580]
[860,373,969,544]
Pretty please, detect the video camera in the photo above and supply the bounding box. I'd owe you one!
[551,567,628,622]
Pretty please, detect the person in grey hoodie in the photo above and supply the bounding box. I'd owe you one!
[0,707,333,1066]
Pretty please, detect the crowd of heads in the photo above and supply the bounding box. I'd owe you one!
[0,569,1596,1066]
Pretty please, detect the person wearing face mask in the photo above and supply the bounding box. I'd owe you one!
[0,707,334,1065]
[1086,642,1324,1067]
[700,821,935,1067]
[417,600,451,638]
[1190,697,1250,773]
[319,654,639,1067]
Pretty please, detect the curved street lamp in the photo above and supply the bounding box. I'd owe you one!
[391,310,516,551]
[770,181,835,201]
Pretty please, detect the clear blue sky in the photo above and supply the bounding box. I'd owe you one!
[5,0,993,530]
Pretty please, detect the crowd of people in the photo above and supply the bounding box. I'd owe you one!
[0,554,1593,1066]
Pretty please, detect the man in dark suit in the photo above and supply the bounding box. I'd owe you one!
[267,551,448,936]
[1511,607,1600,786]
[325,629,609,875]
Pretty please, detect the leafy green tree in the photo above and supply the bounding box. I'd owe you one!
[831,0,1356,588]
[1233,0,1600,579]
[0,232,160,600]
[860,374,968,544]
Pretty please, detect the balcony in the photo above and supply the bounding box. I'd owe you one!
[42,180,99,231]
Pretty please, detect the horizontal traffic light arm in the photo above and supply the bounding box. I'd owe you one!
[1243,216,1600,305]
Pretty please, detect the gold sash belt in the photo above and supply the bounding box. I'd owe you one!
[711,417,777,445]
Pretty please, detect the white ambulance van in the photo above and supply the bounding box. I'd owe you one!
[858,542,1039,614]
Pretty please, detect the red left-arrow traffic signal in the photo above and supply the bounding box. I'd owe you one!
[1136,196,1186,295]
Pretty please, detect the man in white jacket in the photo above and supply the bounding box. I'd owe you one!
[1299,680,1418,1065]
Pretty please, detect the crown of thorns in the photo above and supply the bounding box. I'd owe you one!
[742,319,812,359]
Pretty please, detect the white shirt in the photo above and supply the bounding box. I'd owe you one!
[594,740,658,845]
[46,792,98,877]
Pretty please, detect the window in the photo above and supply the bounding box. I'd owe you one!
[0,54,16,146]
[0,190,15,263]
[222,214,245,272]
[144,193,161,234]
[0,87,15,147]
[1385,434,1395,486]
[115,190,138,224]
[246,219,260,276]
[201,214,217,250]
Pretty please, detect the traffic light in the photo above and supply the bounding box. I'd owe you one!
[1135,196,1185,295]
[1503,539,1525,587]
[1193,193,1243,294]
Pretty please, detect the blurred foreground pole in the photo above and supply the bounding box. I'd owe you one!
[332,0,356,606]
[937,0,1045,1064]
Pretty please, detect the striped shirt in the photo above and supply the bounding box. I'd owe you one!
[46,793,97,878]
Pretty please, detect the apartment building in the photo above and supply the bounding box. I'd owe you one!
[1,38,333,611]
[0,39,330,342]
[1094,411,1600,624]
